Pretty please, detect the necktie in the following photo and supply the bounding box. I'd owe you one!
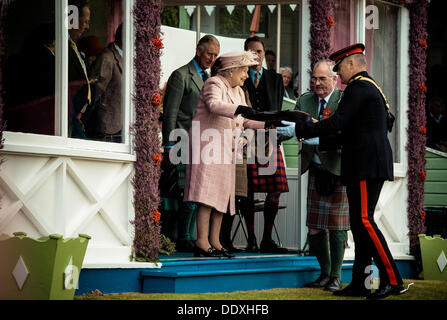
[70,38,91,104]
[254,70,260,88]
[201,70,208,81]
[318,99,326,120]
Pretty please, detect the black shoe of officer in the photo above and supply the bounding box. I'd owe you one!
[260,238,288,254]
[245,235,259,253]
[366,284,407,300]
[333,283,371,297]
[304,274,330,288]
[324,277,342,292]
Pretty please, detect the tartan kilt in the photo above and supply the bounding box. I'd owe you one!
[247,146,289,193]
[306,167,350,230]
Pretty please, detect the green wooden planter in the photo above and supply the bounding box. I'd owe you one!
[0,232,90,300]
[418,234,447,280]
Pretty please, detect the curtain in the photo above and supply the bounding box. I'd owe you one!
[332,0,356,89]
[365,0,399,161]
[107,0,123,44]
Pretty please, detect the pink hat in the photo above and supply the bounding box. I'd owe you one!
[218,51,258,71]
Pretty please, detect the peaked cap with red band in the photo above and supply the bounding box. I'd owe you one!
[329,43,365,72]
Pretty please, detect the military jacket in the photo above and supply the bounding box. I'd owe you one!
[300,71,394,183]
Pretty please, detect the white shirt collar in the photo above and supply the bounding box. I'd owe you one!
[318,88,335,104]
[114,43,123,57]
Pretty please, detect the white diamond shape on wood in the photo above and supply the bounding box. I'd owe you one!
[12,256,29,290]
[437,250,447,273]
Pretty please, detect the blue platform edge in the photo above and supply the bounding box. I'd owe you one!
[76,256,417,295]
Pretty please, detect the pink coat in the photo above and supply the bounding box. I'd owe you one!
[183,75,264,215]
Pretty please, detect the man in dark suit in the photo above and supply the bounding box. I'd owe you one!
[293,44,406,299]
[90,24,123,143]
[68,0,92,139]
[161,35,220,251]
[240,36,288,254]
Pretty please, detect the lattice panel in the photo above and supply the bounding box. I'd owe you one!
[0,154,135,262]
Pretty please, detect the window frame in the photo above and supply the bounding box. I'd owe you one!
[1,0,136,162]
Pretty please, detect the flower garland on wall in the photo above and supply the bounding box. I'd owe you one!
[405,0,428,258]
[131,0,163,262]
[308,0,334,85]
[386,0,428,258]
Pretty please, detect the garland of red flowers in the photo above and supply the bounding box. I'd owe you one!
[406,0,429,258]
[308,0,334,87]
[131,0,163,262]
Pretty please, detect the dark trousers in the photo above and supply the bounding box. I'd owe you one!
[346,179,403,288]
[241,192,280,240]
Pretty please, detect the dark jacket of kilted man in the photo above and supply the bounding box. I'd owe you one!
[238,36,288,254]
[295,68,405,299]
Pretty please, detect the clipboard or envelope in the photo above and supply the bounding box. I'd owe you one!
[242,110,312,123]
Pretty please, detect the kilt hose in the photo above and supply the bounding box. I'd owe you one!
[247,146,289,193]
[306,167,350,230]
[346,179,403,287]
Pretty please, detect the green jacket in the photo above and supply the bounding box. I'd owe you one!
[295,88,343,176]
[162,60,204,146]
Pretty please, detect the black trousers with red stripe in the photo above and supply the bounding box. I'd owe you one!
[346,179,403,288]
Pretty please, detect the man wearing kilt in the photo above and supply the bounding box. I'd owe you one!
[241,36,289,254]
[278,60,349,291]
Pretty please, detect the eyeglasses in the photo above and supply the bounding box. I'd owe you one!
[311,76,330,83]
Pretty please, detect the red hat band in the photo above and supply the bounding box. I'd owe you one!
[332,47,364,63]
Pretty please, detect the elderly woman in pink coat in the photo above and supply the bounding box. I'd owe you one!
[183,51,265,258]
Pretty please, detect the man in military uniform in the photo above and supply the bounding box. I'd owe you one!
[293,44,406,299]
[278,60,349,292]
[161,35,220,252]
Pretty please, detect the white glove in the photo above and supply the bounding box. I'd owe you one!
[276,121,296,137]
[302,137,320,145]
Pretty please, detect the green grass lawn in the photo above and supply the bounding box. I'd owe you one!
[76,280,447,300]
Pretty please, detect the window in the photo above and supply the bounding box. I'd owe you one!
[3,0,56,136]
[365,0,400,162]
[2,0,128,147]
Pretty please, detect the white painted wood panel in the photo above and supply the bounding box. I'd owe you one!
[0,153,135,264]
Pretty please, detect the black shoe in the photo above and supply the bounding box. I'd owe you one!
[304,274,330,288]
[366,284,408,300]
[324,277,342,292]
[245,236,259,253]
[176,239,195,252]
[215,247,235,258]
[221,240,243,253]
[193,245,222,257]
[259,239,288,254]
[333,283,371,297]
